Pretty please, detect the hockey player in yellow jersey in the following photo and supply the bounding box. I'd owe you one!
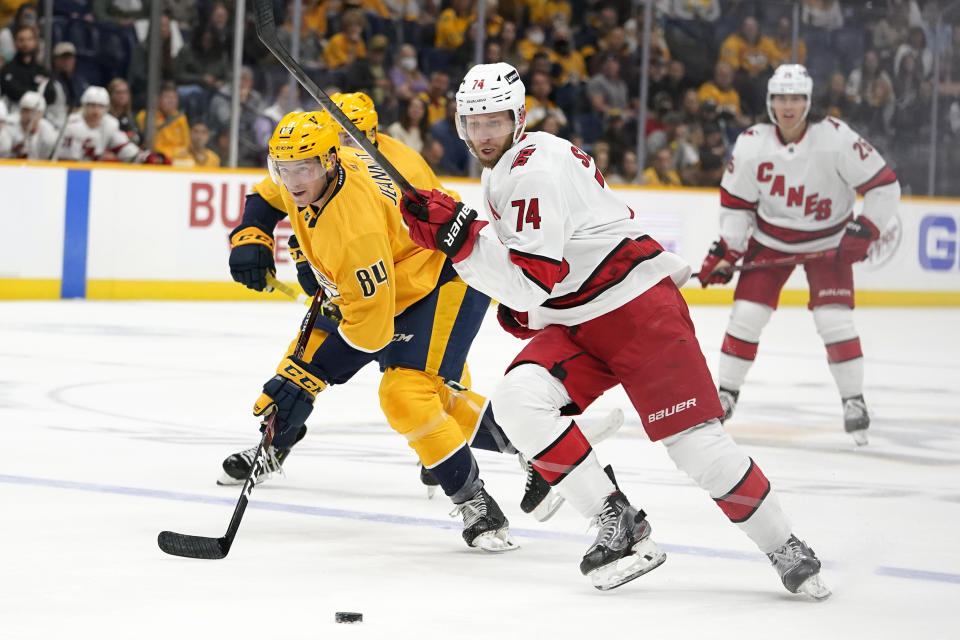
[222,110,529,551]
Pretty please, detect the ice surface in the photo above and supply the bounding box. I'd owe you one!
[2,300,958,639]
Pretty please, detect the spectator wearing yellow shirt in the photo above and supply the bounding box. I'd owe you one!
[323,10,366,69]
[170,121,220,168]
[418,71,450,126]
[642,147,682,187]
[718,16,775,77]
[517,24,556,63]
[524,0,572,26]
[552,25,587,85]
[524,71,568,130]
[301,0,328,38]
[697,62,748,122]
[434,0,474,50]
[767,16,807,67]
[136,82,190,160]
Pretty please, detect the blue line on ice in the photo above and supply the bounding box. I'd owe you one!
[4,472,958,586]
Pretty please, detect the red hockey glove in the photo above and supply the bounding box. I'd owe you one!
[135,150,168,164]
[697,239,743,287]
[496,303,538,339]
[400,189,487,262]
[837,216,880,264]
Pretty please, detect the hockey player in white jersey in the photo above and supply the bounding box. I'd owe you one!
[0,101,12,158]
[8,91,58,160]
[697,64,900,446]
[57,86,163,163]
[399,62,829,598]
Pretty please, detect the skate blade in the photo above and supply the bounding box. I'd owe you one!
[425,485,438,500]
[850,429,869,446]
[471,528,520,553]
[797,573,832,600]
[531,492,565,522]
[589,538,667,591]
[581,408,624,444]
[216,471,270,487]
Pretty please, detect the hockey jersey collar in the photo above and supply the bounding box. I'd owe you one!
[775,122,808,147]
[300,163,347,225]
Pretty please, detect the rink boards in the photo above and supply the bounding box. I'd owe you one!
[1,159,958,305]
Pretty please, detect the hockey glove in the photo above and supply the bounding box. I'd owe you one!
[497,303,538,340]
[134,150,168,164]
[287,234,320,296]
[837,216,880,264]
[254,357,328,448]
[399,189,487,262]
[697,239,743,287]
[229,225,275,291]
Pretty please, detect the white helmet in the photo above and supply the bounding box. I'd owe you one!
[455,62,526,155]
[19,90,46,113]
[81,86,110,106]
[766,64,813,124]
[0,100,7,120]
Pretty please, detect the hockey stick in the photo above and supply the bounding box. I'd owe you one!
[157,289,325,559]
[266,272,310,305]
[251,0,419,200]
[692,249,837,285]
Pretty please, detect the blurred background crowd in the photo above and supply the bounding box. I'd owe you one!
[1,0,959,194]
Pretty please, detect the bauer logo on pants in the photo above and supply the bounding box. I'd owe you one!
[649,398,697,423]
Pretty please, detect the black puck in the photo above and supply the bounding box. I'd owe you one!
[335,612,363,624]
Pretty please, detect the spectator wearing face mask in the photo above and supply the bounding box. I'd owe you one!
[518,24,556,63]
[552,25,587,86]
[390,44,429,102]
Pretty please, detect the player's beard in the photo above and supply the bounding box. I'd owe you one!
[469,134,515,169]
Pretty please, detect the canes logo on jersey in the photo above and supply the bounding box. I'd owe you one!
[756,162,834,221]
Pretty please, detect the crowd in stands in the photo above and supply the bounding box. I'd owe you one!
[1,0,959,194]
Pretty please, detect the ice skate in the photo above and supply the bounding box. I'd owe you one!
[217,425,307,486]
[718,387,739,424]
[452,487,518,552]
[419,463,440,499]
[579,491,666,591]
[518,454,564,521]
[768,534,831,600]
[842,395,870,446]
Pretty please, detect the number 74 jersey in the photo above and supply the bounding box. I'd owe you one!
[718,117,899,254]
[454,131,690,329]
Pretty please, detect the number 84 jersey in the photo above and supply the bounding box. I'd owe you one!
[454,131,690,329]
[718,117,899,254]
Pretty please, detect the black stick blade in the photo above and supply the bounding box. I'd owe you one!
[158,530,230,559]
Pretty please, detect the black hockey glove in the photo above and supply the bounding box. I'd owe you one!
[253,357,327,448]
[288,234,320,296]
[229,225,275,291]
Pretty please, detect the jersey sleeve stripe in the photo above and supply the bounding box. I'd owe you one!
[756,213,852,244]
[542,236,663,310]
[854,165,898,196]
[720,187,758,211]
[508,249,562,293]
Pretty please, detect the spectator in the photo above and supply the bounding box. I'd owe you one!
[655,0,720,21]
[607,149,640,185]
[642,145,682,187]
[679,87,701,124]
[870,1,911,66]
[206,1,232,50]
[210,67,267,166]
[93,0,148,25]
[170,121,220,168]
[697,151,725,187]
[8,91,57,159]
[587,54,630,118]
[699,120,728,160]
[428,99,468,175]
[599,109,636,166]
[0,3,41,65]
[418,70,450,126]
[719,16,775,76]
[344,34,393,110]
[518,23,554,63]
[893,51,923,108]
[697,61,749,126]
[279,2,325,70]
[801,0,844,31]
[386,97,429,153]
[526,0,572,26]
[0,24,55,105]
[817,71,855,120]
[498,21,526,73]
[592,139,612,176]
[324,9,367,69]
[0,101,12,157]
[484,39,503,64]
[137,81,189,160]
[391,44,429,102]
[421,136,446,173]
[174,25,230,121]
[768,17,807,67]
[108,77,142,146]
[854,74,896,150]
[47,42,86,125]
[894,27,933,80]
[846,50,892,105]
[434,0,474,50]
[552,24,587,86]
[525,70,568,131]
[128,11,181,108]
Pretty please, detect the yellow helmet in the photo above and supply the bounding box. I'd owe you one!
[267,111,340,183]
[331,91,378,145]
